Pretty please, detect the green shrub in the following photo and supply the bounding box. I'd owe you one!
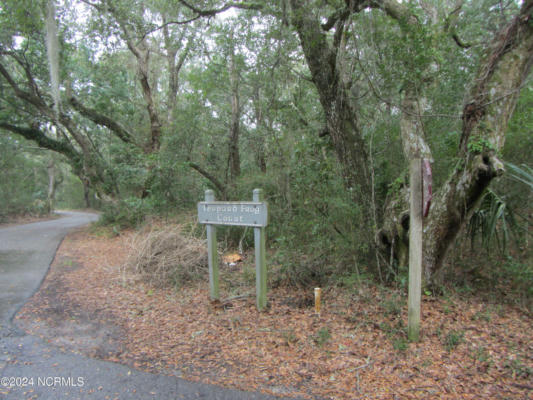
[98,197,151,230]
[503,357,532,379]
[444,330,464,352]
[393,338,408,352]
[313,327,331,347]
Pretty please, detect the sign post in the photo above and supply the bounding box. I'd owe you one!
[408,158,423,342]
[253,189,267,311]
[198,189,268,311]
[205,190,219,300]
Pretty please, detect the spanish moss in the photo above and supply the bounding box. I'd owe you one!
[45,0,60,117]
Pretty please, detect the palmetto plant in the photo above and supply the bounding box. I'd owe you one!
[506,163,533,191]
[467,162,532,254]
[468,189,517,254]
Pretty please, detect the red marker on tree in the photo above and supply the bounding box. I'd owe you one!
[422,159,432,218]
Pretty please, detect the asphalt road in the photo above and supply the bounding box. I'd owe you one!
[0,211,283,399]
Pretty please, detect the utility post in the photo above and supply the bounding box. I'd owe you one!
[253,189,267,311]
[205,190,219,300]
[408,158,423,342]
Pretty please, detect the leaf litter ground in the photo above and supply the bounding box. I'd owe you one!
[16,228,532,399]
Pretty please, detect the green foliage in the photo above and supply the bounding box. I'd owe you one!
[467,137,496,155]
[0,0,531,305]
[388,173,408,197]
[467,189,518,254]
[98,197,151,230]
[443,330,464,352]
[336,269,372,289]
[506,162,533,191]
[499,257,533,302]
[55,173,88,210]
[268,133,375,286]
[0,136,50,220]
[503,356,532,379]
[393,337,408,353]
[281,329,298,346]
[312,327,331,347]
[505,85,533,165]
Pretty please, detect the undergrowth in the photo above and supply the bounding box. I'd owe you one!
[125,224,209,288]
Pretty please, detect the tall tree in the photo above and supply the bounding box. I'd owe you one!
[227,32,241,183]
[178,0,533,282]
[2,0,531,285]
[289,0,372,198]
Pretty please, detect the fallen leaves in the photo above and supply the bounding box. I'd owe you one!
[222,253,243,264]
[15,227,533,399]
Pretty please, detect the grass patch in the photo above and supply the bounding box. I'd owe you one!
[443,330,464,352]
[313,327,331,347]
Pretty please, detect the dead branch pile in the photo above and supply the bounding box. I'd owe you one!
[125,225,209,287]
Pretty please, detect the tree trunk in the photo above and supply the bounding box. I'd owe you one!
[227,40,241,183]
[423,1,533,284]
[251,85,268,173]
[83,178,91,209]
[289,0,375,263]
[113,12,162,154]
[47,158,56,213]
[135,45,162,153]
[166,44,179,125]
[377,1,533,284]
[379,83,434,271]
[289,0,371,197]
[163,19,192,125]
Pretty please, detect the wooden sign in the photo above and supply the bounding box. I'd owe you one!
[197,201,268,227]
[198,189,268,311]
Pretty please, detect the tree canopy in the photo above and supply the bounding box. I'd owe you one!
[1,0,532,285]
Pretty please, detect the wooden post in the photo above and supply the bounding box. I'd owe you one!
[253,189,267,311]
[314,287,321,316]
[408,158,423,342]
[205,190,219,300]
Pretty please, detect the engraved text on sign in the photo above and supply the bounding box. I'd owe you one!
[197,202,268,227]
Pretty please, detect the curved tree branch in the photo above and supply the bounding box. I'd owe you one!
[460,1,533,153]
[0,59,93,154]
[67,94,136,145]
[444,1,473,49]
[189,162,226,197]
[0,123,81,163]
[138,17,201,43]
[177,0,263,16]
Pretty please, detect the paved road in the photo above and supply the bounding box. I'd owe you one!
[0,211,282,399]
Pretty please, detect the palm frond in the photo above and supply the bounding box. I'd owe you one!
[505,162,533,191]
[467,189,518,254]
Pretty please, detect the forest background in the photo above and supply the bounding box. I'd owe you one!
[1,0,532,300]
